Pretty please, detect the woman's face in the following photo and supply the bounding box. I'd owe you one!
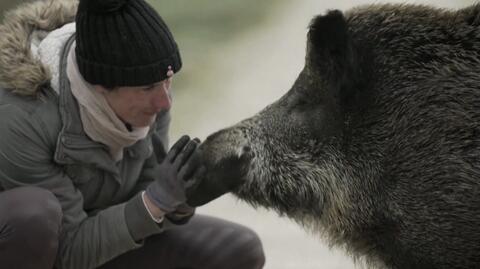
[97,77,173,128]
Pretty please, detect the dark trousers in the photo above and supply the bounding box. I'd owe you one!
[0,187,265,269]
[0,187,62,269]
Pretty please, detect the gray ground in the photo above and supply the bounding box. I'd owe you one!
[170,0,476,268]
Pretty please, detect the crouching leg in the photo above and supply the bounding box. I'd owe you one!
[0,186,62,269]
[99,214,266,269]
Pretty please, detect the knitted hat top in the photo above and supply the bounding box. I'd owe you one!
[75,0,182,88]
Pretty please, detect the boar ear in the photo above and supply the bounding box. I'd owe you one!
[308,10,350,61]
[307,10,365,108]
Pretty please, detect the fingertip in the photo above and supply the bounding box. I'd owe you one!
[180,135,191,142]
[186,140,199,152]
[168,135,192,161]
[176,135,191,148]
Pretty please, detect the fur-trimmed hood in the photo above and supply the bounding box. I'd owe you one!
[0,0,78,96]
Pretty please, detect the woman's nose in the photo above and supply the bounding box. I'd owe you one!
[152,85,172,112]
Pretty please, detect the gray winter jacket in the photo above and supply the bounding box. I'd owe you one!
[0,1,179,268]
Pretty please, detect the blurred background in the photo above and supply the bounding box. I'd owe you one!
[0,0,477,268]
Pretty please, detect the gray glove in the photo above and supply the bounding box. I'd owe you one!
[145,135,204,213]
[166,203,196,225]
[186,152,251,207]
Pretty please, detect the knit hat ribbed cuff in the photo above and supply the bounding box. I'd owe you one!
[76,50,182,88]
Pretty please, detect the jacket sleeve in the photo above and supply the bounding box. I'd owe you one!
[0,104,171,269]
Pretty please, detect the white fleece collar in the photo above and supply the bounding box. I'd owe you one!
[33,22,76,94]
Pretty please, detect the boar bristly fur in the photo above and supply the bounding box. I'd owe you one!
[200,4,480,269]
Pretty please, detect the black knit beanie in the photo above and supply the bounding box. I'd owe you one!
[75,0,182,88]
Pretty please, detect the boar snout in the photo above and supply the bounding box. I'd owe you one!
[186,128,254,207]
[199,127,253,168]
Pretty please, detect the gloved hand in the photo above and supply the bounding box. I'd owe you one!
[145,135,204,213]
[165,203,196,225]
[186,152,251,207]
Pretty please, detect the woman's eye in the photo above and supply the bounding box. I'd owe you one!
[143,85,155,91]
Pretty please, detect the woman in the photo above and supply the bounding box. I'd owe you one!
[0,0,265,268]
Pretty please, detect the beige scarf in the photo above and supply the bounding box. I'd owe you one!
[66,43,149,162]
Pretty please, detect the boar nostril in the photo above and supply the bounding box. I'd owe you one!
[243,146,251,153]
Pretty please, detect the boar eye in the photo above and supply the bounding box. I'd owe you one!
[298,91,318,105]
[295,97,310,106]
[291,94,319,113]
[285,88,320,113]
